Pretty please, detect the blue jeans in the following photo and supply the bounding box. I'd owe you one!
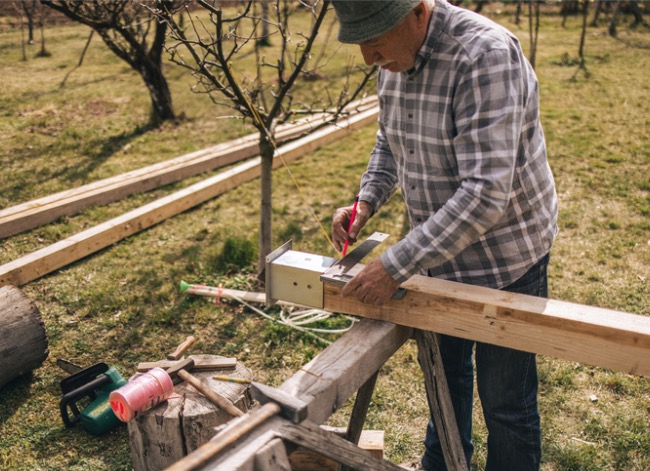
[421,253,549,471]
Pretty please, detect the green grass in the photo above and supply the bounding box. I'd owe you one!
[1,4,649,471]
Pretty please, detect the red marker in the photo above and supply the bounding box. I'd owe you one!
[342,196,359,256]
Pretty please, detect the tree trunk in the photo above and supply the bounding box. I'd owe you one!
[591,0,605,27]
[138,58,175,125]
[578,0,589,62]
[529,0,540,69]
[258,137,274,277]
[609,0,622,37]
[514,0,523,26]
[0,285,49,389]
[128,355,252,471]
[628,1,646,28]
[474,1,488,14]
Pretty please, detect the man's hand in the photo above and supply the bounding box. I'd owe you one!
[341,258,400,305]
[332,200,373,252]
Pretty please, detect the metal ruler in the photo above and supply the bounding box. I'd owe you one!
[320,232,406,299]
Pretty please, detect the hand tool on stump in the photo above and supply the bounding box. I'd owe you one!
[167,335,196,361]
[165,357,244,418]
[136,356,236,372]
[165,382,308,471]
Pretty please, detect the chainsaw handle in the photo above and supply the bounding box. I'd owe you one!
[59,374,111,428]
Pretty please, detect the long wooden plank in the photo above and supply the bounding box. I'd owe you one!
[0,107,379,288]
[322,275,650,376]
[190,319,412,470]
[0,98,378,239]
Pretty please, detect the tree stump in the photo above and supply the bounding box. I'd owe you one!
[128,355,252,471]
[0,285,49,389]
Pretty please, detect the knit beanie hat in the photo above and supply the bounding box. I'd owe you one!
[332,0,423,44]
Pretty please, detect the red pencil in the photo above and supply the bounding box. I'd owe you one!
[342,196,359,256]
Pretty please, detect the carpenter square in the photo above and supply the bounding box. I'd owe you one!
[320,231,407,300]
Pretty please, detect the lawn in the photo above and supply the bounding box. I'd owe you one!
[0,3,648,470]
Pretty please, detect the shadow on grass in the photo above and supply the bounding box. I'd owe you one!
[3,121,158,203]
[0,372,35,426]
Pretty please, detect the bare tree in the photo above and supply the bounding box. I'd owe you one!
[157,0,374,274]
[35,1,51,57]
[528,0,540,69]
[514,0,524,26]
[40,0,179,125]
[14,0,37,44]
[573,0,590,79]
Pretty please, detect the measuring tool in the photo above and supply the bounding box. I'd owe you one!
[57,359,127,435]
[320,232,407,300]
[265,232,407,309]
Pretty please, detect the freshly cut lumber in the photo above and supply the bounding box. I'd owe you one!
[0,285,49,388]
[0,106,379,288]
[322,274,650,376]
[0,97,378,239]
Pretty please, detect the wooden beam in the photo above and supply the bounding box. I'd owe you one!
[277,420,404,471]
[0,98,378,239]
[290,428,384,471]
[187,319,412,470]
[415,330,467,471]
[323,275,650,376]
[0,107,378,288]
[279,319,411,426]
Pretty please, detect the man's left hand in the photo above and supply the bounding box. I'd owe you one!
[341,258,400,305]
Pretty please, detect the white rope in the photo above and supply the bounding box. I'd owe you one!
[226,293,358,346]
[181,282,358,344]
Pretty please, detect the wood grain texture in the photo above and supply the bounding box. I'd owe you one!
[128,355,251,471]
[323,274,650,376]
[0,285,49,388]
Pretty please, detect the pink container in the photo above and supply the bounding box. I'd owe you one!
[109,367,174,422]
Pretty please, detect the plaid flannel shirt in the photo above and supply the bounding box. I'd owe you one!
[359,0,558,288]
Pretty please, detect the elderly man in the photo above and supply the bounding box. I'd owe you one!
[330,1,558,470]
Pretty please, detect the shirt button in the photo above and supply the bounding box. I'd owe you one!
[408,113,413,119]
[409,149,414,154]
[411,185,416,190]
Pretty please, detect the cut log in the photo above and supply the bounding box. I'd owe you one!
[0,285,49,389]
[127,355,252,471]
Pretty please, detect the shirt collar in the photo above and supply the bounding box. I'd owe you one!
[406,0,450,78]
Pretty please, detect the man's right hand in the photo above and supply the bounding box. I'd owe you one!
[331,200,373,253]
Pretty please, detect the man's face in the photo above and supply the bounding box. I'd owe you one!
[358,5,429,73]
